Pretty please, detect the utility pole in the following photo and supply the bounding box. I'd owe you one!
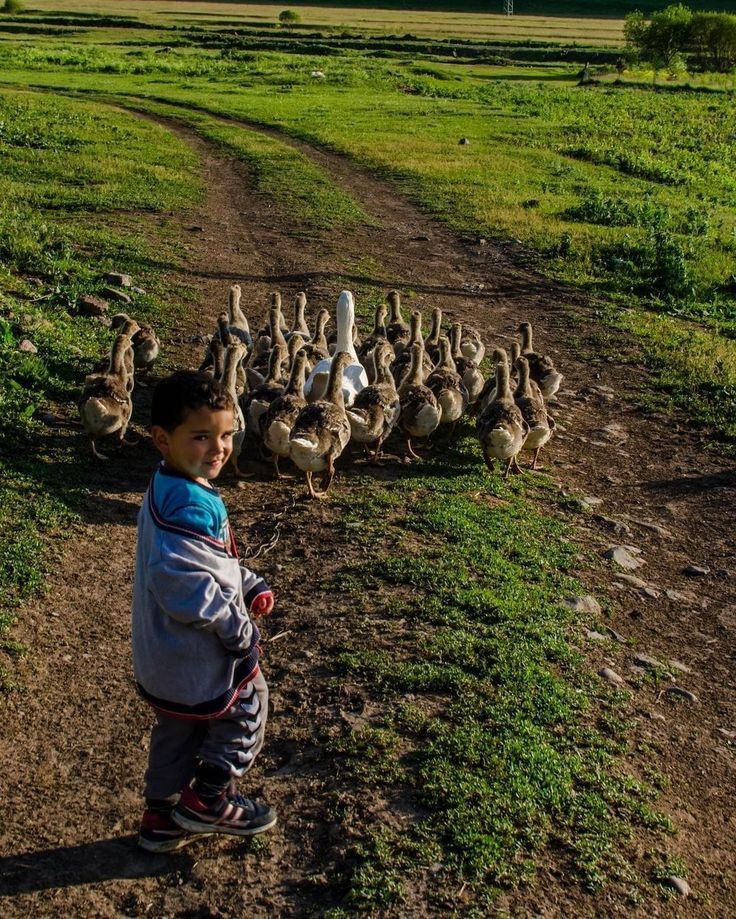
[504,0,514,15]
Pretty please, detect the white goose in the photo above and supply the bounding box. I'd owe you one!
[304,290,368,406]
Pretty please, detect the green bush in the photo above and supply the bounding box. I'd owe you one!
[2,0,24,12]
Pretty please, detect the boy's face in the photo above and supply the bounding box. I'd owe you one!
[152,406,235,485]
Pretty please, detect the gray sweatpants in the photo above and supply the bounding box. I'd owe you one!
[143,671,268,802]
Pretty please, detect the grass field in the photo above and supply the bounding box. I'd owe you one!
[0,21,733,441]
[8,0,629,45]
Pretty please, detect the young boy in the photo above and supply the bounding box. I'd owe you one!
[132,370,276,853]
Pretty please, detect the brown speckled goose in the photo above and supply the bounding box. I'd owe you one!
[424,307,443,364]
[391,310,433,387]
[450,322,484,407]
[222,341,249,478]
[385,290,410,354]
[518,321,563,399]
[514,355,555,469]
[357,302,388,383]
[426,335,469,429]
[476,341,520,414]
[346,341,401,460]
[476,350,528,477]
[260,348,308,478]
[398,342,441,460]
[79,332,133,461]
[288,291,310,339]
[290,351,352,499]
[241,343,286,435]
[299,308,330,373]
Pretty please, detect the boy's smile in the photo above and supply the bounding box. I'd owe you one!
[152,406,235,485]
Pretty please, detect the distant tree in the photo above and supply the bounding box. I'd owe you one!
[278,10,301,26]
[625,4,693,69]
[2,0,24,12]
[689,12,736,72]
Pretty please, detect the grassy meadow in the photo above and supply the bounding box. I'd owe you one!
[0,1,732,909]
[0,17,733,440]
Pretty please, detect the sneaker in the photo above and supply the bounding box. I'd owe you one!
[172,784,277,837]
[138,808,199,853]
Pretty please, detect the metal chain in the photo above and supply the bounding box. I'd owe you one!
[239,492,297,561]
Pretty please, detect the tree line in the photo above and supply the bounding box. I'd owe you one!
[625,4,736,72]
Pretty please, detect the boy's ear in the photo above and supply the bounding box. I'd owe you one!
[150,425,171,457]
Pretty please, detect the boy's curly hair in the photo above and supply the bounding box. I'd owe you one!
[151,370,236,432]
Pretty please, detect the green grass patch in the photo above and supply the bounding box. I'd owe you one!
[320,428,669,908]
[0,88,202,689]
[114,97,370,230]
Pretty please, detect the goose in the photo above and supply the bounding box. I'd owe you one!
[426,335,469,429]
[260,348,308,478]
[210,339,226,381]
[514,355,555,469]
[304,291,368,406]
[477,341,520,414]
[286,333,307,375]
[357,303,388,383]
[225,284,252,347]
[79,333,133,460]
[131,322,160,373]
[117,318,138,394]
[99,316,138,392]
[398,342,441,460]
[346,341,401,460]
[222,341,249,478]
[460,323,485,364]
[300,308,330,371]
[200,313,231,373]
[287,291,310,339]
[257,291,288,337]
[450,322,484,407]
[240,343,286,435]
[247,307,288,388]
[518,321,563,399]
[424,307,443,364]
[290,351,352,499]
[244,335,272,390]
[385,290,410,354]
[391,310,432,387]
[476,351,528,477]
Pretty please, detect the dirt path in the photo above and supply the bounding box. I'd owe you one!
[0,111,734,917]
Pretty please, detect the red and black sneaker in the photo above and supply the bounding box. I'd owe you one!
[172,784,277,837]
[138,808,200,853]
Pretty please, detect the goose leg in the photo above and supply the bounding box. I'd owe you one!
[306,470,325,500]
[306,470,317,499]
[320,453,336,493]
[511,455,524,475]
[531,447,542,470]
[90,437,110,461]
[273,454,282,480]
[406,437,422,461]
[503,458,513,479]
[481,447,494,473]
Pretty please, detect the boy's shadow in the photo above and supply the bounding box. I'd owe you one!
[0,836,193,895]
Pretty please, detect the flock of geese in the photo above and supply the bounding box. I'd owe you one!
[78,286,563,497]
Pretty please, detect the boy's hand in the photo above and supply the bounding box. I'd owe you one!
[250,590,274,617]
